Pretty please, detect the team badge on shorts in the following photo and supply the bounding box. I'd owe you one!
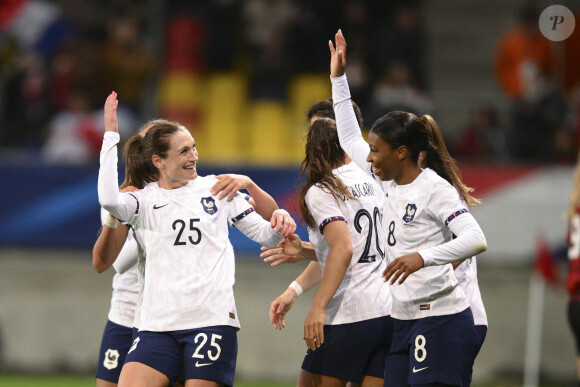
[201,197,217,215]
[103,349,120,370]
[403,203,417,223]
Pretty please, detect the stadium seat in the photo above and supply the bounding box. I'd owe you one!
[288,73,331,123]
[202,72,248,163]
[246,101,291,165]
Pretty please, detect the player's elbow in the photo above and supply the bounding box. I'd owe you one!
[99,201,116,215]
[344,244,354,260]
[334,240,353,265]
[92,252,110,273]
[474,231,487,255]
[93,262,108,273]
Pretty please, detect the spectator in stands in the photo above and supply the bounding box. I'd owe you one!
[494,5,567,161]
[205,0,242,72]
[366,61,433,124]
[0,51,50,148]
[41,88,137,166]
[100,14,153,113]
[243,0,298,100]
[452,106,506,161]
[372,3,427,90]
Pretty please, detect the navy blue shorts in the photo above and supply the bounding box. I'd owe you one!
[385,308,474,387]
[125,325,237,386]
[462,325,487,387]
[95,320,134,383]
[301,315,394,383]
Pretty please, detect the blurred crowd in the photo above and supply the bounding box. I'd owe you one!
[1,0,579,166]
[0,0,427,166]
[489,5,580,165]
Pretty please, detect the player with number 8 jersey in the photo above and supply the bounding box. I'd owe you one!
[329,30,487,386]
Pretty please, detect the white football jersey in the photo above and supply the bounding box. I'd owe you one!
[332,75,484,320]
[100,209,139,328]
[454,256,487,326]
[379,169,469,319]
[306,162,391,325]
[124,176,278,332]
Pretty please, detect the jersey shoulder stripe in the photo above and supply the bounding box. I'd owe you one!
[319,216,346,233]
[231,207,255,223]
[445,208,469,226]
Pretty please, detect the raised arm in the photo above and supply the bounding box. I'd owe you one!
[329,30,373,175]
[98,92,138,221]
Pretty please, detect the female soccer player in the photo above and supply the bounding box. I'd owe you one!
[92,121,158,387]
[268,117,392,387]
[98,91,295,387]
[329,30,487,386]
[93,125,291,387]
[567,152,580,387]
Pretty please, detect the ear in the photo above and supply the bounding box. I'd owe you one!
[397,145,408,161]
[152,155,163,169]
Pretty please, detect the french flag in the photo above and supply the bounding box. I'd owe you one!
[0,0,71,57]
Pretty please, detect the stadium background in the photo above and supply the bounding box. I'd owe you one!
[1,0,579,385]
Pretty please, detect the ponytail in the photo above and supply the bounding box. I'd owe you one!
[120,132,157,189]
[295,118,354,229]
[421,115,481,208]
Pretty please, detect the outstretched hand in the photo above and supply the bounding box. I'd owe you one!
[104,92,119,133]
[329,29,347,78]
[261,234,304,266]
[382,252,425,285]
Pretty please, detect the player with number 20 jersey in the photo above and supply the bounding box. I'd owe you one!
[306,162,391,324]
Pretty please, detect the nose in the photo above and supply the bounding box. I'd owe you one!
[188,148,198,161]
[365,151,373,163]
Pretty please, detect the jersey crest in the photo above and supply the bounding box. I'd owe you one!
[403,203,417,223]
[201,196,217,215]
[103,349,119,370]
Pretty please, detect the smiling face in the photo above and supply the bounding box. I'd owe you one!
[154,129,198,188]
[366,131,403,181]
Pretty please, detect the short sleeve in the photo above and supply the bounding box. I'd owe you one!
[306,186,346,233]
[427,181,469,228]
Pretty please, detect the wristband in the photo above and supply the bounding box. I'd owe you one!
[289,281,303,296]
[105,213,117,229]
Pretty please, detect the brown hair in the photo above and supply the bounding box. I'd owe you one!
[296,118,355,229]
[119,119,177,189]
[421,115,480,207]
[306,98,364,128]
